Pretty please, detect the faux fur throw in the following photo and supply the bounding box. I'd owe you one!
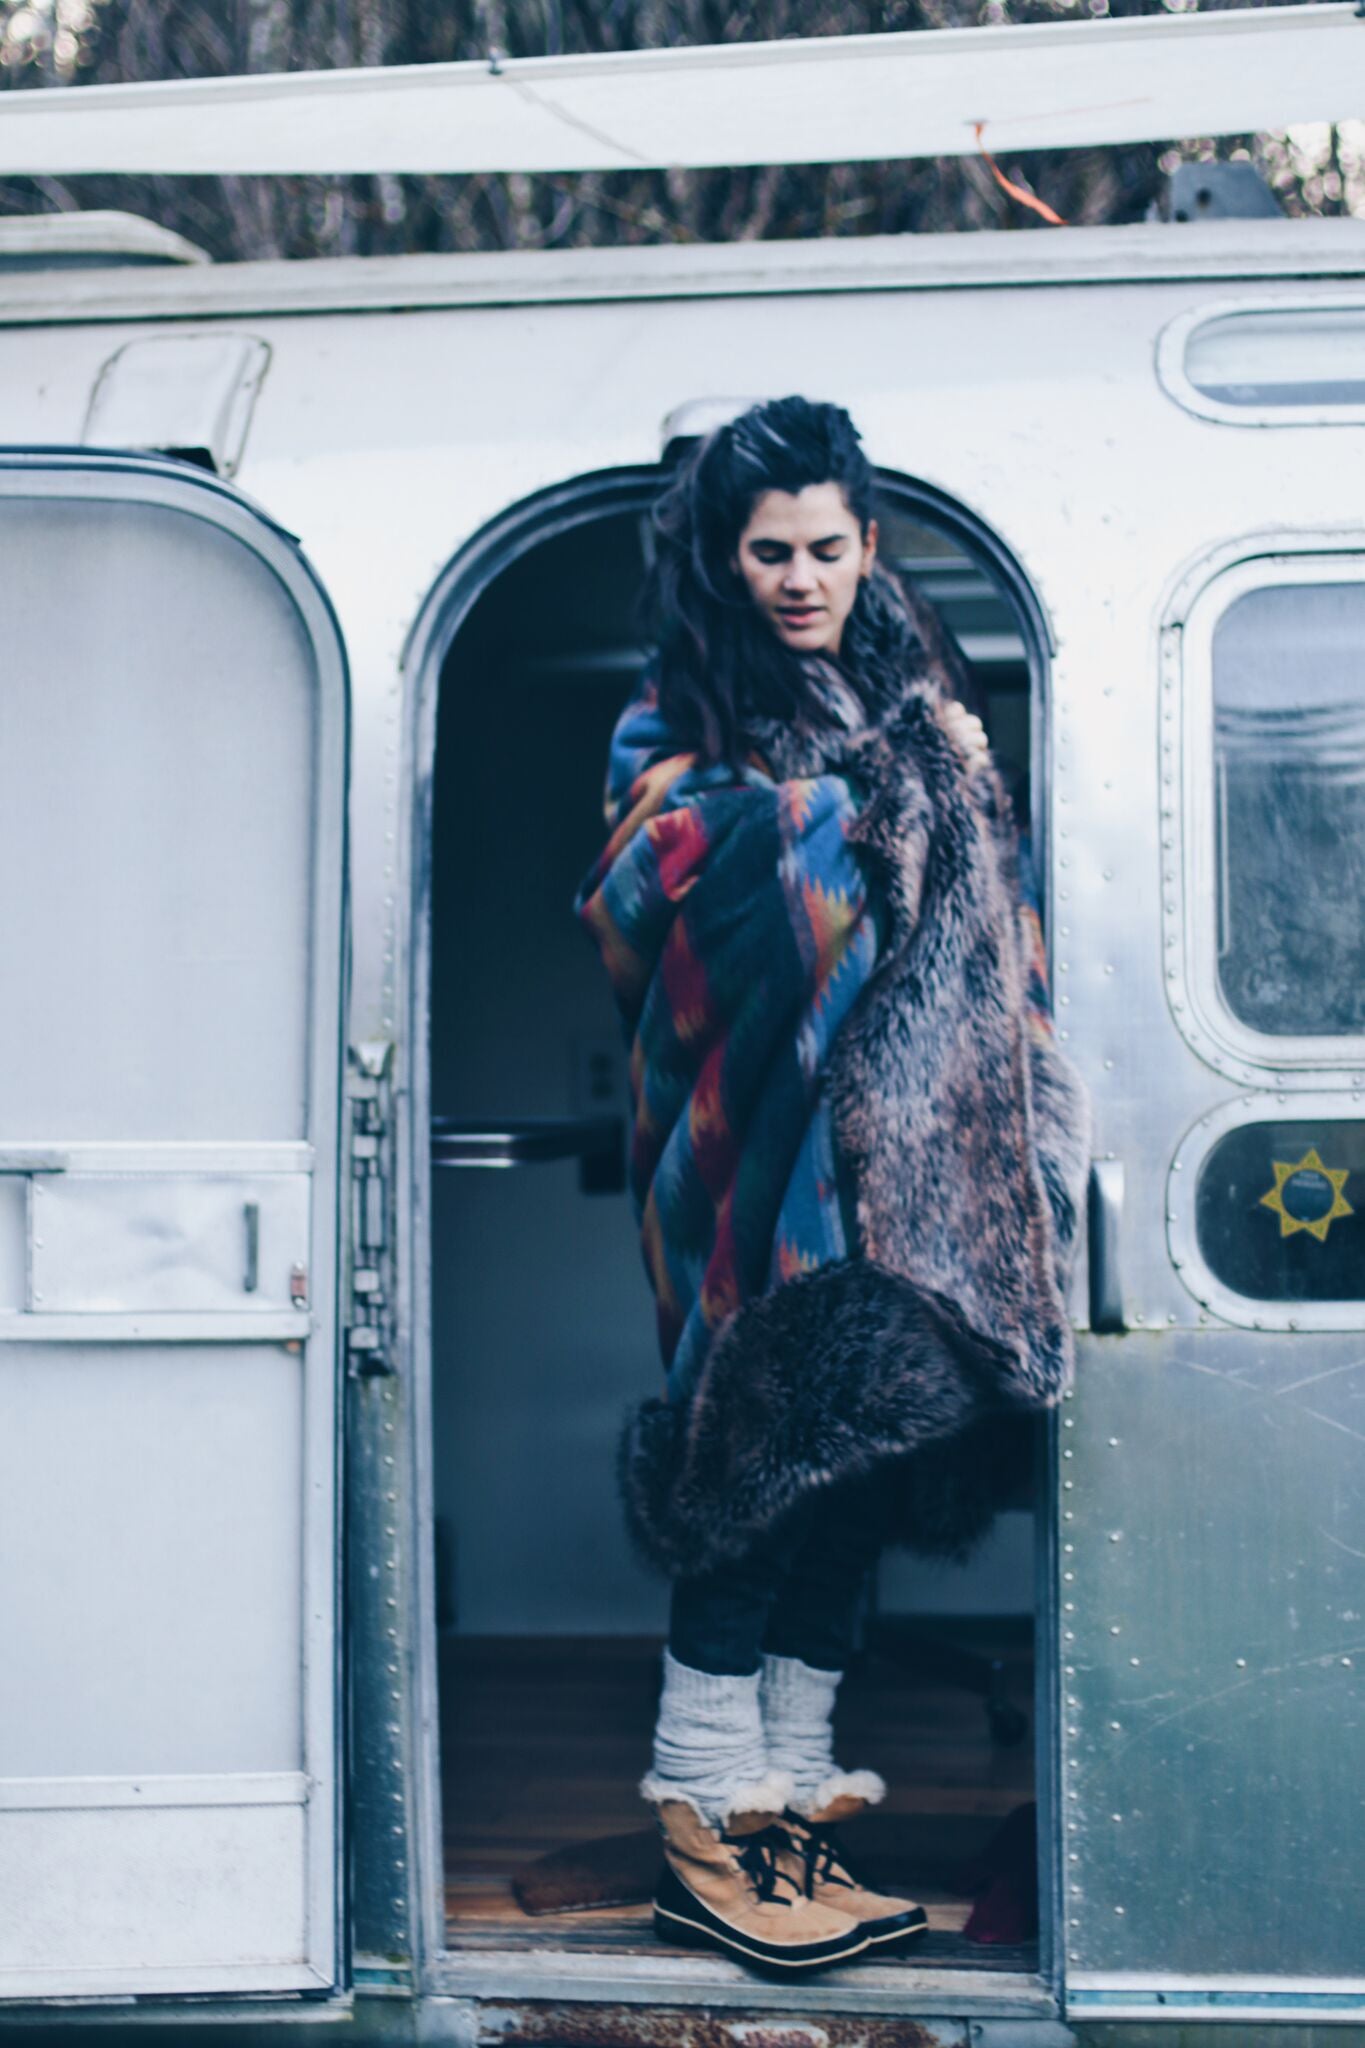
[577,671,1089,1579]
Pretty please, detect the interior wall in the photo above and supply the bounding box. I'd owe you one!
[428,493,1040,1634]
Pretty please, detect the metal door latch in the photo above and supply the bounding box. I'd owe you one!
[290,1262,308,1310]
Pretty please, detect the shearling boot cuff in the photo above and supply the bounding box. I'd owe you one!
[795,1768,887,1820]
[639,1768,796,1828]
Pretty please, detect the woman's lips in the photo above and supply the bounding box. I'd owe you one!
[778,606,822,626]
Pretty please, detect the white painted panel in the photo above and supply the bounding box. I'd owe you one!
[0,1345,302,1776]
[0,462,343,2000]
[29,1173,311,1314]
[0,496,314,1142]
[0,1799,308,1984]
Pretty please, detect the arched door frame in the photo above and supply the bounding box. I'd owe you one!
[400,460,1058,1987]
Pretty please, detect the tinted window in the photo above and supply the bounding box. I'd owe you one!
[1214,582,1365,1037]
[1197,1120,1365,1303]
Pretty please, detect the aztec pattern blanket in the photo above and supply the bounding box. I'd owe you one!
[574,676,879,1408]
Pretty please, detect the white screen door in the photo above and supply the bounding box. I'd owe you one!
[0,453,346,1998]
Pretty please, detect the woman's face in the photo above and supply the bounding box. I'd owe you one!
[732,482,877,658]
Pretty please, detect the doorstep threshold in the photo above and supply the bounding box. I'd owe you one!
[427,1947,1057,2019]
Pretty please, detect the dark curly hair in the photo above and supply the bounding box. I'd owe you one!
[646,395,938,762]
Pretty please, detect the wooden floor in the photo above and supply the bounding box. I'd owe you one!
[440,1630,1037,1970]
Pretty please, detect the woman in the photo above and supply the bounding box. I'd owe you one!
[575,398,1087,1972]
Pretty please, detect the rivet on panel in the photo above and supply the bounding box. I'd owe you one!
[1108,1532,1123,1543]
[1115,1906,1126,1916]
[1110,1625,1121,1636]
[1235,1658,1247,1668]
[1130,1656,1141,1667]
[1110,1720,1122,1731]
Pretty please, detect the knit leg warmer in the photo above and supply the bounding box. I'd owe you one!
[759,1652,885,1817]
[640,1651,793,1827]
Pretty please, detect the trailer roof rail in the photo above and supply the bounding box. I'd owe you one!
[0,4,1359,179]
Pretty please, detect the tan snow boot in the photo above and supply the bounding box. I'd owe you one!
[780,1796,928,1950]
[651,1801,871,1972]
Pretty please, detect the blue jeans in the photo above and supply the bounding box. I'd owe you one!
[668,1474,891,1677]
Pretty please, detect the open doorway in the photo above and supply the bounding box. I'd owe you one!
[425,468,1051,1974]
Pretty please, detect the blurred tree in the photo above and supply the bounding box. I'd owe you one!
[0,0,1359,259]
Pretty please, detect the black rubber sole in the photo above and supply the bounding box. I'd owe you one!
[654,1903,870,1973]
[865,1906,930,1947]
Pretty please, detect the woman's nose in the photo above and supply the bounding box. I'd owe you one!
[782,554,816,592]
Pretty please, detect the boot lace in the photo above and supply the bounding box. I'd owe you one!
[721,1822,807,1907]
[790,1817,856,1897]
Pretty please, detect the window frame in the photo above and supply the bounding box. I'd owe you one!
[1168,1095,1365,1332]
[1156,296,1365,429]
[1166,536,1365,1087]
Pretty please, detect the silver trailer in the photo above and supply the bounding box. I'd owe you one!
[1,20,1364,2039]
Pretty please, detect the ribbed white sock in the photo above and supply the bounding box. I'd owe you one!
[760,1652,885,1816]
[640,1652,792,1827]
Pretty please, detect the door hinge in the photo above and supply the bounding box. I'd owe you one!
[347,1058,395,1378]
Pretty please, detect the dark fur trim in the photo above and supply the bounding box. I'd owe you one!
[622,687,1089,1577]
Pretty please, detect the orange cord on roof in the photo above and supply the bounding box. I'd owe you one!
[973,122,1068,226]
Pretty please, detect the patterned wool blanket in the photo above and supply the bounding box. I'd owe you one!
[574,676,881,1410]
[576,673,1084,1575]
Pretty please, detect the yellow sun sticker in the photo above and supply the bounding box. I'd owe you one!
[1259,1148,1354,1242]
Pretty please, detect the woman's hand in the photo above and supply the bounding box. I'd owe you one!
[938,699,991,772]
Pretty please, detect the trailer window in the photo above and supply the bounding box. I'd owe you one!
[1196,1118,1365,1304]
[1160,303,1365,424]
[1212,581,1365,1039]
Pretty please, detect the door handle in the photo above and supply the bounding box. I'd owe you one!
[243,1201,260,1294]
[431,1116,625,1194]
[1088,1159,1126,1334]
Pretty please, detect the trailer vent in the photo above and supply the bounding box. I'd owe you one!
[83,334,270,479]
[0,210,210,271]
